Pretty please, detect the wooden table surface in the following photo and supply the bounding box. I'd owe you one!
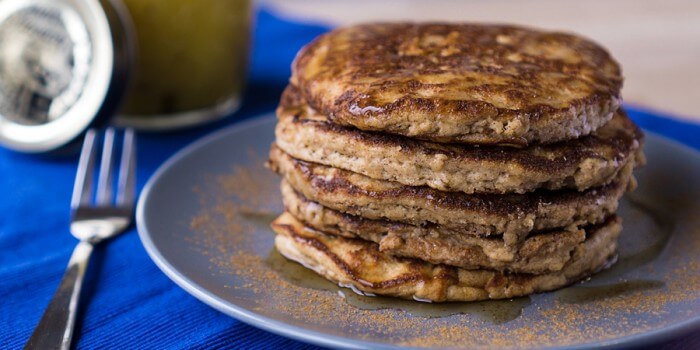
[265,0,700,124]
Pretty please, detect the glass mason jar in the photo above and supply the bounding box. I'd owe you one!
[117,0,251,130]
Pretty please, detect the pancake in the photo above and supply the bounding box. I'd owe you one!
[276,85,643,194]
[271,213,621,302]
[282,181,591,274]
[291,23,622,146]
[268,145,634,245]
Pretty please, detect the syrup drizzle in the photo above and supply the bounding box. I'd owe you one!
[265,248,530,324]
[252,193,671,321]
[556,196,672,303]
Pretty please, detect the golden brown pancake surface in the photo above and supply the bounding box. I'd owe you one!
[292,23,622,145]
[281,181,593,274]
[276,85,643,194]
[268,145,635,246]
[272,213,621,302]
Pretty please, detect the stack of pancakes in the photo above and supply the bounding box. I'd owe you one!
[268,23,644,302]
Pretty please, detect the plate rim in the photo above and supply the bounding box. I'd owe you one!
[136,114,386,350]
[136,113,700,350]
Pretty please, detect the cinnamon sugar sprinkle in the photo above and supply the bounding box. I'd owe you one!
[185,149,700,348]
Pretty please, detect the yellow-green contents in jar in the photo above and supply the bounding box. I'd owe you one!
[121,0,250,115]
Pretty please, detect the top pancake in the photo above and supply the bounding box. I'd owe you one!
[292,23,622,146]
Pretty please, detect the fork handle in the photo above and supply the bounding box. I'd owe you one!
[25,241,94,350]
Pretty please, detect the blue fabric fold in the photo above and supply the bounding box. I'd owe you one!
[1,8,698,350]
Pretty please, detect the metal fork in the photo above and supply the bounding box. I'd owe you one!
[25,128,136,350]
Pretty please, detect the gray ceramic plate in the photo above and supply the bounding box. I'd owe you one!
[137,113,700,349]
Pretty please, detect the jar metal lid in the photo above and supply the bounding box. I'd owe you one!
[0,0,132,153]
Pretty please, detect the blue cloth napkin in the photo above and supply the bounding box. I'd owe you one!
[1,9,698,350]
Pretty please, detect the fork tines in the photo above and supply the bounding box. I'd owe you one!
[71,128,136,210]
